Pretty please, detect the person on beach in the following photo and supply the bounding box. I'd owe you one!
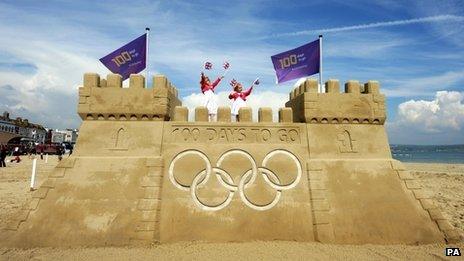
[200,72,224,122]
[10,146,21,163]
[229,79,254,121]
[0,145,7,167]
[39,144,44,160]
[57,147,63,161]
[28,146,35,159]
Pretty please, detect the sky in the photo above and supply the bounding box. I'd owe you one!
[0,0,463,145]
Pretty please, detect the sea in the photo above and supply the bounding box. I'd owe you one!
[391,144,464,164]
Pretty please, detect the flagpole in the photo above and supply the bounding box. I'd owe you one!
[318,34,323,93]
[145,27,150,87]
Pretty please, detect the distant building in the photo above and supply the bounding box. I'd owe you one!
[51,132,65,143]
[63,129,79,143]
[0,111,47,144]
[51,129,78,144]
[0,118,17,135]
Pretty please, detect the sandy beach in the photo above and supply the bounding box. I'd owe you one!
[0,157,462,260]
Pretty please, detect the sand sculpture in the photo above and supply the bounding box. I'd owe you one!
[1,73,461,247]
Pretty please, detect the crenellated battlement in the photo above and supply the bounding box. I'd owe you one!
[173,106,293,123]
[78,73,181,121]
[5,73,458,248]
[285,78,386,124]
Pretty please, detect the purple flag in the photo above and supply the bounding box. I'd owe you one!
[99,34,147,80]
[271,39,320,84]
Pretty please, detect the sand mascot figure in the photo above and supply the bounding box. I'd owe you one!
[229,78,259,121]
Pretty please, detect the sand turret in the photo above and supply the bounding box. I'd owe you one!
[2,73,460,247]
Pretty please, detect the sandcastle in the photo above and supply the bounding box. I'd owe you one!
[1,73,461,247]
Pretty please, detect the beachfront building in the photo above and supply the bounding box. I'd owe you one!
[51,131,65,143]
[63,129,78,144]
[0,121,17,134]
[0,111,47,144]
[51,129,79,144]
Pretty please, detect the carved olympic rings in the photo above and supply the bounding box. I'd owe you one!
[168,149,302,211]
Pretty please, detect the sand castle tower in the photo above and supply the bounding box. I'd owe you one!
[1,73,461,246]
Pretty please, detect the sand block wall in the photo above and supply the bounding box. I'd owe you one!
[1,74,461,247]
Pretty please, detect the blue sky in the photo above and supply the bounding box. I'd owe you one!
[0,0,463,144]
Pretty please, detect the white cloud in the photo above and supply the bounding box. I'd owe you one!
[324,31,411,59]
[0,0,462,144]
[272,14,464,37]
[411,0,464,48]
[0,38,107,128]
[0,1,290,129]
[181,90,288,122]
[394,91,464,133]
[383,70,464,97]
